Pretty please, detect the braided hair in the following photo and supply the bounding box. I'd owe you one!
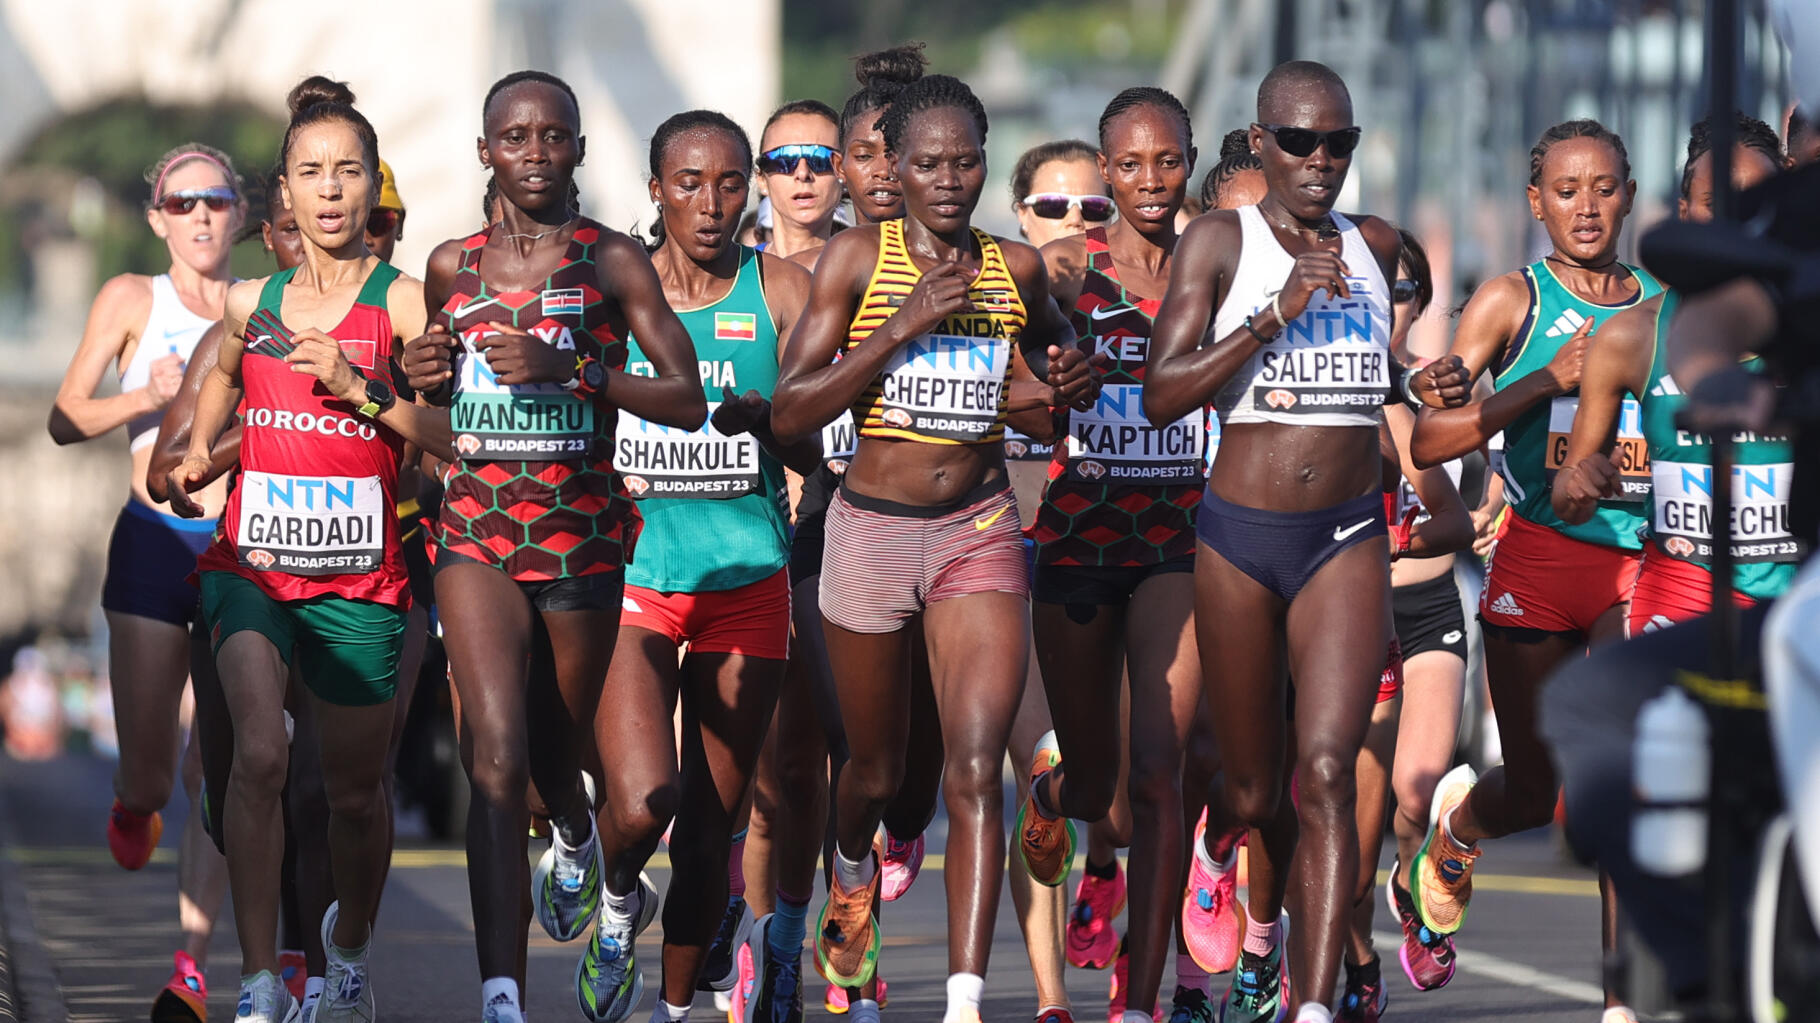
[1097,86,1193,155]
[874,74,988,155]
[483,70,579,123]
[842,44,927,144]
[642,110,753,252]
[1199,129,1262,209]
[1680,112,1783,198]
[1529,119,1630,186]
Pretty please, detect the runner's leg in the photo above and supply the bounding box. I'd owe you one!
[216,629,293,976]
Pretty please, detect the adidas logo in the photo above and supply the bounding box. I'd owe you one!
[1648,374,1682,398]
[1543,308,1587,338]
[1489,591,1524,617]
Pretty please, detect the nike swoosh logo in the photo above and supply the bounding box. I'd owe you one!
[1332,519,1372,542]
[974,506,1009,531]
[453,295,503,319]
[1089,304,1134,323]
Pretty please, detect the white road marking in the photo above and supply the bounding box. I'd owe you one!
[1374,930,1604,1005]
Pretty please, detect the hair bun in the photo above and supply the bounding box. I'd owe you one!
[288,75,356,116]
[1219,129,1251,160]
[853,43,927,89]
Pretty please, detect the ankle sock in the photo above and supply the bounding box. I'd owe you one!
[1031,770,1062,819]
[602,883,640,925]
[1176,952,1211,994]
[1345,955,1380,988]
[1084,854,1119,880]
[834,848,877,890]
[942,971,984,1022]
[650,1000,690,1022]
[480,977,519,1013]
[1241,911,1280,958]
[770,894,809,957]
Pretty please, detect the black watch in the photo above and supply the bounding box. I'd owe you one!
[356,377,395,419]
[566,356,606,399]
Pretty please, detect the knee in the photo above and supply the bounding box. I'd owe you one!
[1393,768,1440,829]
[230,736,290,800]
[843,751,906,809]
[323,772,384,825]
[1295,747,1358,814]
[605,775,679,845]
[775,739,824,795]
[465,732,530,812]
[1128,755,1184,816]
[1223,766,1282,827]
[940,749,1002,810]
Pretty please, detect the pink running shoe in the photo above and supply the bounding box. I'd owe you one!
[1179,810,1243,975]
[1107,936,1161,1022]
[730,940,755,1023]
[1067,861,1126,969]
[824,977,888,1014]
[879,829,924,903]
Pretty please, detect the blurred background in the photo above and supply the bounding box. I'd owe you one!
[0,0,1797,751]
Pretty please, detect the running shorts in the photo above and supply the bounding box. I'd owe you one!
[1379,635,1404,704]
[1479,512,1641,635]
[434,543,623,613]
[789,512,826,587]
[622,567,791,659]
[101,501,216,626]
[820,478,1028,634]
[1032,557,1194,609]
[1196,490,1386,603]
[200,571,404,707]
[1393,572,1469,661]
[1626,538,1756,637]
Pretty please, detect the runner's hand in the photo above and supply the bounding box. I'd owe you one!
[1471,505,1502,559]
[284,329,363,404]
[1541,318,1595,395]
[1411,355,1471,409]
[1676,364,1777,436]
[1556,452,1621,523]
[1273,251,1352,324]
[403,323,457,395]
[893,255,976,339]
[164,454,213,519]
[711,386,771,437]
[1047,346,1106,412]
[147,353,184,407]
[477,321,570,385]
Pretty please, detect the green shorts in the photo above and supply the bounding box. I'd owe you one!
[200,571,404,706]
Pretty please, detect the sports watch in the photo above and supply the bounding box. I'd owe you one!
[564,355,605,399]
[355,377,395,419]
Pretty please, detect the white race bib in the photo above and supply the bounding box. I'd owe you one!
[451,329,595,460]
[1651,459,1800,563]
[1064,384,1203,484]
[615,402,762,499]
[822,410,856,475]
[876,333,1009,442]
[235,471,384,575]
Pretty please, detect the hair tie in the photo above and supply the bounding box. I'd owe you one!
[152,152,234,203]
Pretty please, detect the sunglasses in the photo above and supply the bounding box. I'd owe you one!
[1393,278,1420,304]
[1021,193,1115,222]
[757,144,837,176]
[366,208,401,237]
[1255,123,1363,160]
[155,188,237,215]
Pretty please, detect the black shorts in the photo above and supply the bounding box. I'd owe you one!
[433,544,623,612]
[789,513,827,588]
[1032,556,1193,608]
[1196,490,1386,603]
[1393,571,1468,661]
[100,502,216,626]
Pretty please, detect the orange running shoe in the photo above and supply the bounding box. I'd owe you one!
[815,855,881,987]
[108,799,162,871]
[1411,764,1480,936]
[1018,731,1076,887]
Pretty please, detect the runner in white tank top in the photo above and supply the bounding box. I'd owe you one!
[46,142,246,1023]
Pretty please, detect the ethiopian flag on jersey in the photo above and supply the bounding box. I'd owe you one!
[715,312,757,341]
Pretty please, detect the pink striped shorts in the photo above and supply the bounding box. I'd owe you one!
[820,479,1030,634]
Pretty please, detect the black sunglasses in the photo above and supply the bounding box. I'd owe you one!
[1255,123,1362,160]
[757,144,837,176]
[1393,278,1420,304]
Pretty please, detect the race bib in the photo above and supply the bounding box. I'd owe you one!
[1545,397,1649,499]
[876,333,1009,442]
[1004,425,1054,462]
[450,333,596,461]
[1064,384,1203,484]
[235,471,384,575]
[615,402,762,499]
[822,410,857,476]
[1651,459,1801,563]
[1248,280,1390,414]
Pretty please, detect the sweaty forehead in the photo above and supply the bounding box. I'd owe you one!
[1258,78,1352,129]
[1542,136,1622,180]
[487,82,577,129]
[906,107,982,150]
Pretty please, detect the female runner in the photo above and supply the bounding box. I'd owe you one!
[770,73,1098,1023]
[402,71,705,1023]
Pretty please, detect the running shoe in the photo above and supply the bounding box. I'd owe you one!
[1220,914,1289,1023]
[1168,987,1215,1023]
[235,970,301,1023]
[1601,1007,1639,1023]
[1383,863,1456,991]
[318,902,375,1023]
[533,818,604,943]
[108,799,162,871]
[1036,1009,1076,1023]
[1334,962,1386,1023]
[1108,935,1162,1022]
[151,950,207,1023]
[747,915,805,1023]
[481,990,524,1023]
[298,989,318,1023]
[1411,764,1480,936]
[823,978,888,1014]
[1018,731,1076,887]
[814,857,881,988]
[1181,811,1244,975]
[878,827,925,902]
[728,940,755,1023]
[1067,860,1127,969]
[699,895,753,992]
[278,949,307,1002]
[576,872,659,1023]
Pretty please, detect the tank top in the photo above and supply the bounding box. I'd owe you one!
[1494,258,1662,548]
[1640,291,1800,598]
[1034,227,1201,567]
[124,274,218,451]
[1211,207,1392,427]
[196,263,408,606]
[848,218,1028,444]
[437,220,637,581]
[617,247,789,593]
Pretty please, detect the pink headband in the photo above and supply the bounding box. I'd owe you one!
[152,152,235,203]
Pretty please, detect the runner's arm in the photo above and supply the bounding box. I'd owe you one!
[147,321,241,502]
[598,232,707,431]
[1004,347,1062,443]
[1386,403,1473,559]
[356,275,453,458]
[748,253,823,475]
[1144,214,1255,425]
[48,275,156,444]
[1551,303,1653,525]
[1005,239,1096,409]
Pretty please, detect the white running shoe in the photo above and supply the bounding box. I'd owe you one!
[236,970,301,1022]
[575,872,660,1022]
[534,814,604,942]
[318,901,376,1023]
[482,990,526,1023]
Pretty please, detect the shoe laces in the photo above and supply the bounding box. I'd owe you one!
[553,839,592,891]
[1231,950,1278,1006]
[326,959,365,1006]
[771,955,802,1004]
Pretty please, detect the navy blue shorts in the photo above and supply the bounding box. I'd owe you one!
[1195,490,1386,603]
[100,501,216,626]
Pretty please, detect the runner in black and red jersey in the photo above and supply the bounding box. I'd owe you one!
[165,76,451,1023]
[1018,87,1204,1023]
[401,71,705,1023]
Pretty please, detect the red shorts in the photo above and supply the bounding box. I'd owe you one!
[621,567,791,660]
[1479,512,1641,634]
[1378,636,1403,704]
[1626,539,1756,637]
